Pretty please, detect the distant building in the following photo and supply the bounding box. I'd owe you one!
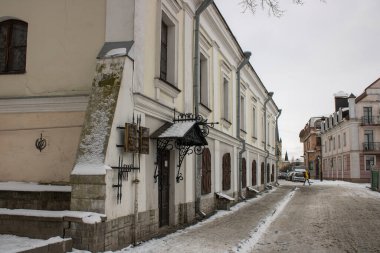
[299,117,323,179]
[320,78,380,183]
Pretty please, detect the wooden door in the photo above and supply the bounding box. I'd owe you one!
[242,158,247,188]
[202,148,211,195]
[252,160,257,186]
[222,153,231,190]
[158,150,170,227]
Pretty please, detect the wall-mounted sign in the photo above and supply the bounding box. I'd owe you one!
[125,123,138,153]
[139,127,150,154]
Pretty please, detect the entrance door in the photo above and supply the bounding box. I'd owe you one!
[158,150,170,227]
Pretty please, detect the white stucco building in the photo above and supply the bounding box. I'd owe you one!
[0,0,280,251]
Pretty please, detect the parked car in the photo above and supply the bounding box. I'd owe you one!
[278,171,287,179]
[293,170,306,182]
[286,171,295,181]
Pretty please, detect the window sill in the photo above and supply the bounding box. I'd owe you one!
[0,70,26,75]
[240,129,247,139]
[199,103,212,118]
[221,118,232,129]
[154,78,181,99]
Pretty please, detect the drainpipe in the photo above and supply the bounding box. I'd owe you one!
[194,0,213,218]
[264,92,274,189]
[237,51,251,200]
[275,109,282,186]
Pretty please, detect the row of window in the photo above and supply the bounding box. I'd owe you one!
[201,149,275,194]
[323,155,375,172]
[0,19,28,74]
[324,132,347,153]
[159,11,273,144]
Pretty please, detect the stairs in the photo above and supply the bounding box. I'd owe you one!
[0,182,73,253]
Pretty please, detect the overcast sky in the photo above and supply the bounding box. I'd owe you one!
[215,0,380,161]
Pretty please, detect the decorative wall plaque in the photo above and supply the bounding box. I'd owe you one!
[125,123,138,153]
[139,127,150,154]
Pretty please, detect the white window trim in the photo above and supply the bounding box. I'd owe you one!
[220,59,232,125]
[154,0,180,104]
[199,32,212,110]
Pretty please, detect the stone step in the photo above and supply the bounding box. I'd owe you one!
[0,182,71,211]
[1,234,72,253]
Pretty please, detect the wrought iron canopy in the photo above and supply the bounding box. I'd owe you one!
[151,110,218,183]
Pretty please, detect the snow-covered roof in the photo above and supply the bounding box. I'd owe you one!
[334,91,349,97]
[158,121,196,138]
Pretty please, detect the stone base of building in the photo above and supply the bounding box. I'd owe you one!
[68,201,198,252]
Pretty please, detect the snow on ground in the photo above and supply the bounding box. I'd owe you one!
[0,181,71,192]
[230,187,298,252]
[0,208,105,224]
[1,180,377,253]
[0,235,69,253]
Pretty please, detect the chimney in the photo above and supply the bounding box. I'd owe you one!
[348,93,356,119]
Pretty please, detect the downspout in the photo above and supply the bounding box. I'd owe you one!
[237,52,251,200]
[264,92,273,189]
[194,0,213,218]
[275,109,282,186]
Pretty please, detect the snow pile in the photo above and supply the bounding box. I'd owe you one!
[0,208,106,224]
[0,181,71,192]
[105,48,127,57]
[0,235,69,253]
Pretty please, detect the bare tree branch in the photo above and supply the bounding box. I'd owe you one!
[239,0,306,17]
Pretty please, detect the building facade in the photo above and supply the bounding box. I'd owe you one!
[320,78,380,183]
[0,0,280,251]
[299,117,323,179]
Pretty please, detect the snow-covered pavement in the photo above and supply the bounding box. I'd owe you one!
[0,180,376,253]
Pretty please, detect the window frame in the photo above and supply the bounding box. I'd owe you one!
[365,155,375,171]
[0,19,28,74]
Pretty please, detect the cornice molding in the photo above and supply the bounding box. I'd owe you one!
[154,78,181,99]
[133,92,173,122]
[0,95,89,113]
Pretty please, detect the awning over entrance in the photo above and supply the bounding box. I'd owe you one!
[151,110,216,183]
[151,121,208,147]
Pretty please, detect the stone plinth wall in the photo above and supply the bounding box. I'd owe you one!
[70,175,106,214]
[200,195,216,215]
[0,191,70,210]
[67,209,159,252]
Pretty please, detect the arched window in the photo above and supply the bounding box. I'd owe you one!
[201,148,211,195]
[252,160,257,186]
[242,158,247,188]
[261,162,264,185]
[0,19,28,74]
[222,153,231,191]
[271,164,275,182]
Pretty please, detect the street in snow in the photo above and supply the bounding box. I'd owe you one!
[1,180,378,253]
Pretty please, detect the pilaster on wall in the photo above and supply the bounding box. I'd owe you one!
[71,57,126,213]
